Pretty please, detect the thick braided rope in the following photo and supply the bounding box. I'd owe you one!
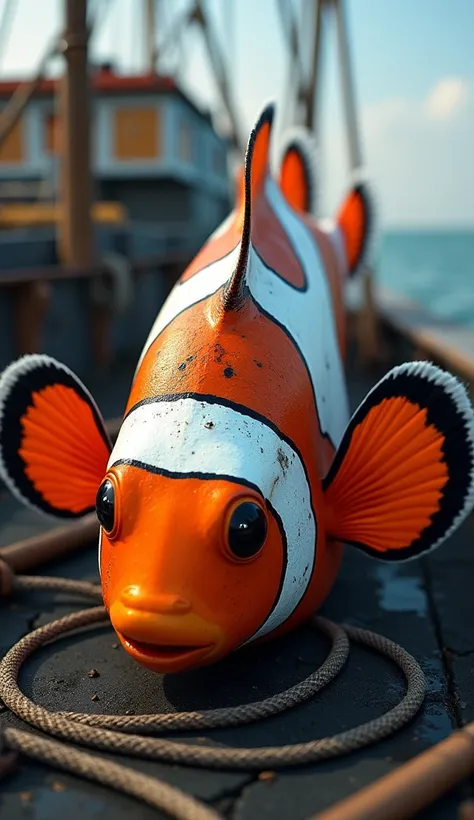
[4,727,220,820]
[0,575,426,819]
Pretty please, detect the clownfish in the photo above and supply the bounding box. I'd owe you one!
[0,102,473,676]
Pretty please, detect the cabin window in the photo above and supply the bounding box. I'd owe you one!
[178,118,192,163]
[0,119,23,163]
[114,107,160,160]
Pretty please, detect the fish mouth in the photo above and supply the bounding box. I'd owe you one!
[109,599,223,673]
[118,632,215,672]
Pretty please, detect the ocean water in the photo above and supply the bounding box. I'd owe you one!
[374,231,474,328]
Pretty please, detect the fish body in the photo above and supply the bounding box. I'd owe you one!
[1,103,473,675]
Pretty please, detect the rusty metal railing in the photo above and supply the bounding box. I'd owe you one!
[0,249,195,367]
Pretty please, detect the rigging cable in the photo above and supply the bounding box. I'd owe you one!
[0,0,18,73]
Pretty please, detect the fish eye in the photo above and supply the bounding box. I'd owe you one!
[227,500,267,560]
[96,477,116,534]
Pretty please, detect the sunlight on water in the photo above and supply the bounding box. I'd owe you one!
[375,230,474,327]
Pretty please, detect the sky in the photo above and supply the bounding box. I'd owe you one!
[0,0,472,228]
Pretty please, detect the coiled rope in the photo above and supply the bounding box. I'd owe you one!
[0,574,426,820]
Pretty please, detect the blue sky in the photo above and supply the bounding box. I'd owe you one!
[0,0,472,227]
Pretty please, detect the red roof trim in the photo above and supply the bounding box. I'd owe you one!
[0,71,178,97]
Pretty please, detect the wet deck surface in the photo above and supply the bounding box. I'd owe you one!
[1,358,473,819]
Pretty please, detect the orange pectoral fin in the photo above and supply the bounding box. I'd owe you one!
[323,361,474,560]
[0,354,112,518]
[336,181,373,277]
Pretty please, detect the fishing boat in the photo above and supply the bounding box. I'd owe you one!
[0,0,230,375]
[0,2,473,819]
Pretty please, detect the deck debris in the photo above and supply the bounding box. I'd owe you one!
[258,771,276,783]
[459,800,474,820]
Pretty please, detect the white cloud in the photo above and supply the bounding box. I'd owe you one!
[318,77,474,228]
[425,78,470,120]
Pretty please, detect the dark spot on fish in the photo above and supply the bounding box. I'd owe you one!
[277,448,289,475]
[204,421,214,429]
[254,359,263,368]
[224,366,235,379]
[303,565,309,576]
[325,356,330,370]
[178,362,186,371]
[241,334,246,338]
[214,343,225,363]
[260,447,264,454]
[322,396,326,403]
[187,354,196,362]
[269,475,280,498]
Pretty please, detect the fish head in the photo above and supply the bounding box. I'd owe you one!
[98,443,287,674]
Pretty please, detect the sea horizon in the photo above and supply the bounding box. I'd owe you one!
[373,229,474,328]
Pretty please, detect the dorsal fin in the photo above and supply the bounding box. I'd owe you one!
[336,179,374,277]
[223,102,275,310]
[278,126,318,214]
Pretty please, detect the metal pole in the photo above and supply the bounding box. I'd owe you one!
[333,0,362,170]
[57,0,94,268]
[312,722,474,820]
[145,0,157,73]
[192,0,242,152]
[276,0,305,128]
[305,0,324,134]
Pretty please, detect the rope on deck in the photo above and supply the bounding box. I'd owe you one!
[0,574,426,820]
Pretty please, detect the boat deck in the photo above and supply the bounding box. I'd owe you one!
[376,286,474,385]
[1,358,473,820]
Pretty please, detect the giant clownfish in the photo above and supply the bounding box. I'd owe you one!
[0,102,473,675]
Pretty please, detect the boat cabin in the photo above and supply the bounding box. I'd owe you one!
[0,64,231,245]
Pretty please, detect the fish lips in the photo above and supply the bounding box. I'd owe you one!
[110,601,225,674]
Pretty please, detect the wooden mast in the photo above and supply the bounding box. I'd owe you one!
[57,0,93,268]
[279,0,383,367]
[57,0,113,368]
